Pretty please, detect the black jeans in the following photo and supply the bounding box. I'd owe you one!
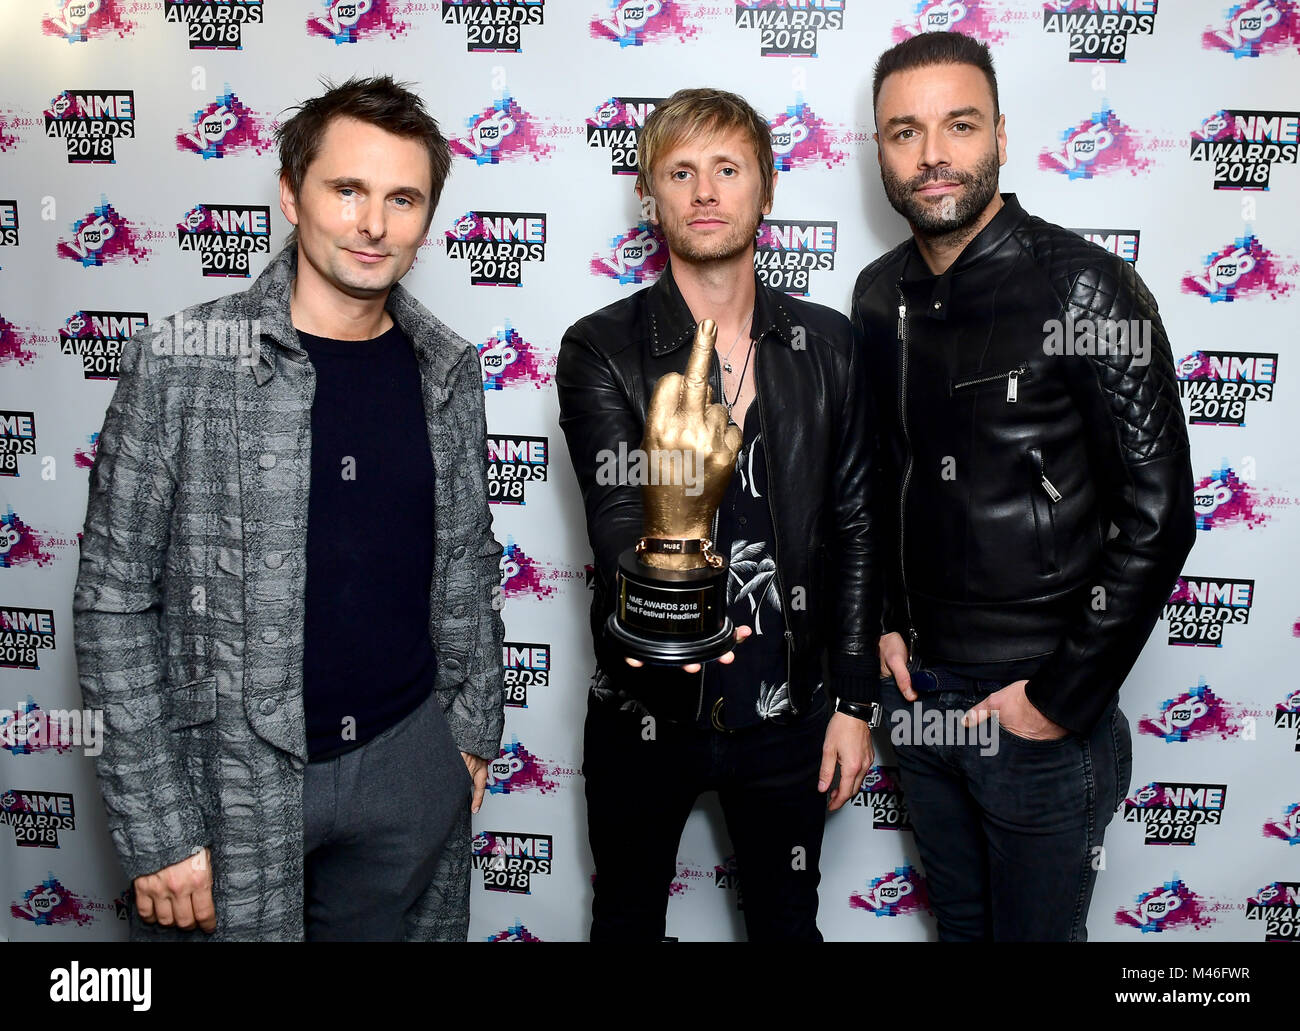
[583,690,830,941]
[879,670,1132,941]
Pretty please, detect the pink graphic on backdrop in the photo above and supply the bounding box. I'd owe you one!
[450,96,553,165]
[0,113,20,153]
[0,316,42,367]
[769,100,846,172]
[499,540,556,600]
[891,0,1011,44]
[447,211,490,243]
[485,922,543,941]
[1193,465,1279,530]
[0,509,59,569]
[306,0,409,42]
[0,701,78,757]
[478,324,555,390]
[57,200,150,267]
[590,223,667,285]
[850,865,930,917]
[1138,682,1245,743]
[1202,1,1300,57]
[74,432,100,470]
[176,90,276,159]
[10,876,101,926]
[590,0,699,45]
[1115,879,1216,933]
[485,738,560,795]
[1181,234,1296,302]
[1263,803,1300,845]
[1039,107,1154,179]
[41,0,137,42]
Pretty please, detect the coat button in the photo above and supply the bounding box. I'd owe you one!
[264,552,282,569]
[444,658,461,673]
[261,629,280,643]
[454,545,466,559]
[259,697,278,715]
[454,605,465,617]
[258,454,276,469]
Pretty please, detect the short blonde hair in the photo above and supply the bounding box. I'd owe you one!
[636,88,774,206]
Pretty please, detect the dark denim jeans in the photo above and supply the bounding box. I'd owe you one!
[879,669,1132,941]
[583,690,830,941]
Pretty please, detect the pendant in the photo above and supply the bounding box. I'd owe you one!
[723,360,733,374]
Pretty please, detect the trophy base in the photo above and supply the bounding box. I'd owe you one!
[605,612,737,666]
[606,547,735,666]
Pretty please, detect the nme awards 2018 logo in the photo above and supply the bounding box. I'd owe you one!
[0,412,35,477]
[1069,227,1139,264]
[1246,881,1300,941]
[503,641,550,707]
[1123,782,1226,845]
[307,0,409,43]
[755,220,836,296]
[60,310,146,380]
[473,831,553,894]
[735,0,846,57]
[57,199,150,268]
[1190,109,1299,189]
[0,611,56,673]
[43,1,137,42]
[591,222,666,285]
[1039,107,1152,179]
[891,0,1011,44]
[1138,682,1250,742]
[1203,1,1300,59]
[1115,879,1216,933]
[1164,576,1253,646]
[851,763,911,830]
[166,0,263,50]
[1181,233,1295,302]
[587,97,662,175]
[43,90,135,164]
[443,0,543,52]
[1,790,76,848]
[1042,0,1158,63]
[479,323,555,389]
[1177,349,1276,427]
[1275,689,1300,752]
[177,90,275,159]
[446,211,546,287]
[487,435,548,505]
[0,200,18,247]
[590,0,699,46]
[850,864,929,917]
[451,96,552,165]
[177,204,271,278]
[769,99,846,172]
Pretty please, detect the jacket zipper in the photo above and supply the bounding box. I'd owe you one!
[895,288,918,664]
[951,363,1029,402]
[752,336,794,705]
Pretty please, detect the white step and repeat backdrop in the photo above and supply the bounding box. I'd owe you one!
[1,0,1297,942]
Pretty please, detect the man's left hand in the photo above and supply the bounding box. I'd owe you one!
[819,711,875,812]
[461,752,488,814]
[962,680,1070,741]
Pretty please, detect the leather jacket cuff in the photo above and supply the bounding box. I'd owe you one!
[830,652,880,706]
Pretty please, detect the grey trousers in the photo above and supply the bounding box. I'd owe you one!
[303,688,470,941]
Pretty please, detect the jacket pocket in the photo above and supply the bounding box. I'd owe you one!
[167,677,217,730]
[1025,446,1061,575]
[950,363,1030,402]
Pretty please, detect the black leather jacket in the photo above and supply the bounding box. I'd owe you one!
[851,194,1197,736]
[557,262,879,721]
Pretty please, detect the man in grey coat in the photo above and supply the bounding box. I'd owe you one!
[72,76,505,941]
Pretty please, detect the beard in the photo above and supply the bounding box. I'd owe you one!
[659,205,765,264]
[881,148,1000,240]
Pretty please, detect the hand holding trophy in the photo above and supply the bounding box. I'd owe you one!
[606,319,747,665]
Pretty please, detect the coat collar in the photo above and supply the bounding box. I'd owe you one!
[647,259,803,358]
[245,244,470,389]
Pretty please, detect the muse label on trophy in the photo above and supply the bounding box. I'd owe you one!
[605,318,745,664]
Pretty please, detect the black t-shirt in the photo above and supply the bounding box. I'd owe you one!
[297,323,438,762]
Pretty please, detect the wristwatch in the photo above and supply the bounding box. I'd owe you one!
[835,697,882,728]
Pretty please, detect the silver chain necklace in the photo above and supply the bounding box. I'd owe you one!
[720,313,754,375]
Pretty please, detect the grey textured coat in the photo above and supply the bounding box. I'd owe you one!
[72,245,505,941]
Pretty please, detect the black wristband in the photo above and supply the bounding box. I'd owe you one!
[835,697,882,728]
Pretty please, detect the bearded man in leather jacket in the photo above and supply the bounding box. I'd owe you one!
[852,34,1197,940]
[557,88,879,941]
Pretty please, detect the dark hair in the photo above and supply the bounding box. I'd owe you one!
[871,33,1000,123]
[276,75,452,231]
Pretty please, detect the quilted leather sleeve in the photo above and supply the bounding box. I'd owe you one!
[72,329,211,882]
[1025,237,1197,734]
